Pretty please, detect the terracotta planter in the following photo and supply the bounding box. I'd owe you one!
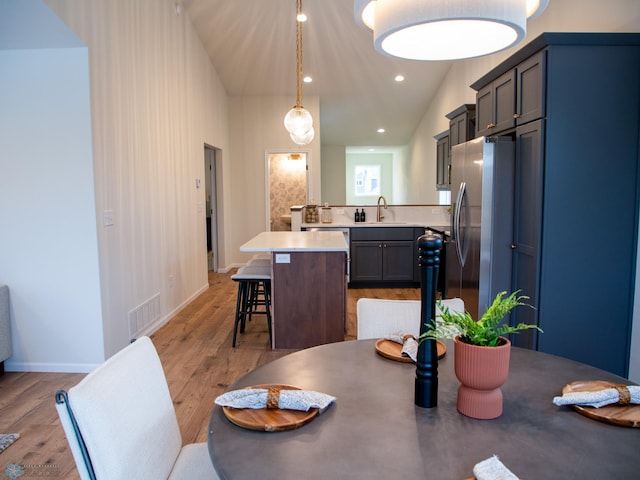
[454,336,511,419]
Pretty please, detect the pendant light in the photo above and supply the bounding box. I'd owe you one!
[354,0,549,61]
[284,0,314,145]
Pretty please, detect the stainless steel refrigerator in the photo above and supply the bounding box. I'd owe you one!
[446,136,515,318]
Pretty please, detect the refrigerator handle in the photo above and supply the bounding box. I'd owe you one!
[454,182,466,265]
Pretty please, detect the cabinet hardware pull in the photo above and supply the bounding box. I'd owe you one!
[511,243,517,249]
[487,123,496,129]
[513,113,521,119]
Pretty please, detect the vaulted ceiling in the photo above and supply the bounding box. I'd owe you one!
[182,0,453,147]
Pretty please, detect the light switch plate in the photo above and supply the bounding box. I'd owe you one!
[103,210,114,227]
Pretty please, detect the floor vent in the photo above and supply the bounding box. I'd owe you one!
[128,293,161,339]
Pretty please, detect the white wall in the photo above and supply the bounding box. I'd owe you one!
[42,0,231,362]
[0,0,231,370]
[321,145,346,205]
[0,46,104,371]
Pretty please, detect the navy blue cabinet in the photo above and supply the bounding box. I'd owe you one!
[472,33,640,377]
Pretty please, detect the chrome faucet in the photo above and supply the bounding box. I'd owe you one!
[376,195,387,222]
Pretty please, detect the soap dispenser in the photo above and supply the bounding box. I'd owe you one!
[355,209,360,222]
[360,208,366,222]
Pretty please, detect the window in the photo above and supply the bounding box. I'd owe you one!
[354,165,380,196]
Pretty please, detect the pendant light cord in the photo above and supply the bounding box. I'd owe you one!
[295,0,303,108]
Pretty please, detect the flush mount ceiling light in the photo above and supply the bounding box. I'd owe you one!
[354,0,549,61]
[284,0,315,145]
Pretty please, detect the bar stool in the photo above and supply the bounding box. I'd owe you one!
[247,257,271,268]
[230,265,272,347]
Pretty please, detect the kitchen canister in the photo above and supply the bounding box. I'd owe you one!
[321,203,332,223]
[305,204,319,223]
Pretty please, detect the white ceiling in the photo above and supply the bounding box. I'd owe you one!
[181,0,453,147]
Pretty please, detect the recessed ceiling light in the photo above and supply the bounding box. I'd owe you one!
[377,128,385,133]
[395,75,405,82]
[303,76,313,83]
[368,148,376,152]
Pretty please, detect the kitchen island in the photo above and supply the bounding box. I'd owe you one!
[240,231,348,349]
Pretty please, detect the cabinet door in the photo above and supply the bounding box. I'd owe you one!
[493,69,516,133]
[436,134,450,190]
[476,70,515,136]
[516,50,546,125]
[382,241,415,281]
[475,84,493,137]
[350,241,383,281]
[510,119,544,350]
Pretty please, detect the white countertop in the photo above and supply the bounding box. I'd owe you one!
[240,231,349,252]
[302,221,430,228]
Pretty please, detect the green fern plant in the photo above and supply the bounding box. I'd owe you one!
[421,290,542,347]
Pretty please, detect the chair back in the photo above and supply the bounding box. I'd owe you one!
[56,336,182,480]
[356,298,465,339]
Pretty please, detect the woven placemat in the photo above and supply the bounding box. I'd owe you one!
[0,434,20,454]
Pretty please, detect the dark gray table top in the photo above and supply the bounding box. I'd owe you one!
[208,339,640,479]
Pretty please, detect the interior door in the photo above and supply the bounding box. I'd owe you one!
[205,146,219,272]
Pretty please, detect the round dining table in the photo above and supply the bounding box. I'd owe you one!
[208,339,640,479]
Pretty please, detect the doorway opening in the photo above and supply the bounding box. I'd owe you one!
[205,146,221,272]
[266,151,309,231]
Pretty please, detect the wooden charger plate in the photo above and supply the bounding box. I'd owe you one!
[375,338,446,363]
[561,380,640,427]
[221,384,319,432]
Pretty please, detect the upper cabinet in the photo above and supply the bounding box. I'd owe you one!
[436,104,475,190]
[434,130,450,191]
[475,70,515,136]
[514,51,545,125]
[446,104,476,148]
[474,50,545,136]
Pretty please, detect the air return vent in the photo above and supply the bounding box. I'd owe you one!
[128,293,160,339]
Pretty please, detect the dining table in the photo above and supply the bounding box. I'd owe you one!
[208,339,640,479]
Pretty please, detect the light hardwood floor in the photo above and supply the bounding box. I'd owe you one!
[0,270,419,478]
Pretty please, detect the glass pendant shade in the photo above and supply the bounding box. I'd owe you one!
[284,0,314,145]
[284,106,313,137]
[290,126,315,145]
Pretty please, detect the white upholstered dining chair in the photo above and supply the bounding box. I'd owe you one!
[55,336,219,480]
[356,297,465,339]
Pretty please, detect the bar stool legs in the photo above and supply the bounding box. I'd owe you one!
[231,266,272,348]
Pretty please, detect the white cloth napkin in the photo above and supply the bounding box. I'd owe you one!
[473,455,519,480]
[553,385,640,408]
[215,388,336,413]
[384,331,418,362]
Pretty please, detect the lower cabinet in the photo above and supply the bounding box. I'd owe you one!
[350,227,424,287]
